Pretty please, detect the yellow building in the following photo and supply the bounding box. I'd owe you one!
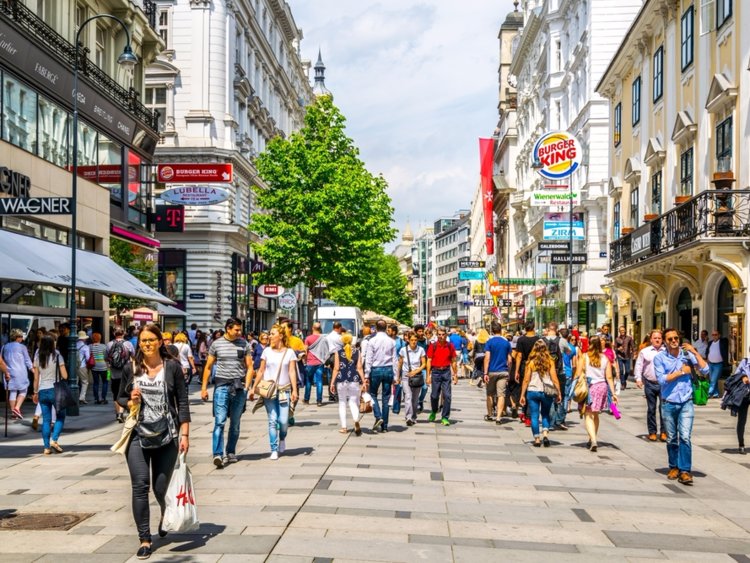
[597,0,748,358]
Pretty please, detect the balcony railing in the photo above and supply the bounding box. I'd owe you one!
[610,189,750,272]
[1,0,159,132]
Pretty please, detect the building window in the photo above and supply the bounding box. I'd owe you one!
[613,201,621,240]
[653,46,663,102]
[680,148,693,197]
[157,9,170,46]
[632,77,641,125]
[38,95,70,168]
[650,171,662,215]
[613,103,622,146]
[716,116,732,169]
[681,6,694,70]
[95,25,106,72]
[144,87,167,132]
[630,187,639,227]
[2,74,38,153]
[717,0,732,29]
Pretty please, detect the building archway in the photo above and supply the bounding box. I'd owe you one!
[716,277,733,337]
[676,288,692,339]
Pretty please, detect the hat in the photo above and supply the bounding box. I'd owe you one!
[77,331,88,340]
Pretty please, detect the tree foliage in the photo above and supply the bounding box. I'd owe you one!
[109,238,157,314]
[328,250,413,325]
[250,96,396,295]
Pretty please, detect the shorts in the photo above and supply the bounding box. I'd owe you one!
[486,372,509,398]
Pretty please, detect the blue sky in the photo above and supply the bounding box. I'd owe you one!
[287,0,519,244]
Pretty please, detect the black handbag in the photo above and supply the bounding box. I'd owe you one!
[405,348,425,387]
[53,355,76,411]
[134,373,178,449]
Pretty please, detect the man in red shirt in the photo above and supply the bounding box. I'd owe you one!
[426,328,458,426]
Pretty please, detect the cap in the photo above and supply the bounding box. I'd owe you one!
[77,331,88,340]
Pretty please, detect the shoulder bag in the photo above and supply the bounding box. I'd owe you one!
[258,348,285,399]
[135,374,178,449]
[573,357,589,403]
[542,373,558,398]
[53,354,76,412]
[406,348,424,388]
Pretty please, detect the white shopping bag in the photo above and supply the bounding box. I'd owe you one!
[388,387,395,407]
[361,392,373,404]
[162,453,200,533]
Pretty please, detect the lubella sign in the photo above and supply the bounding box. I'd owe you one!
[160,186,229,206]
[533,131,582,180]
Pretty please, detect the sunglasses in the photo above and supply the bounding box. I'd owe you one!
[666,336,680,342]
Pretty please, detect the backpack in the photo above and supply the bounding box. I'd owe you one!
[108,340,130,370]
[546,336,564,375]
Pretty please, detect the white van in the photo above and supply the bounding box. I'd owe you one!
[316,306,363,342]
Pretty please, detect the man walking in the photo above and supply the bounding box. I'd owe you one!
[426,328,458,426]
[615,326,636,390]
[654,328,709,485]
[303,322,325,406]
[106,328,135,422]
[483,321,512,423]
[201,318,254,468]
[365,320,398,432]
[707,329,728,398]
[635,329,666,442]
[692,329,709,359]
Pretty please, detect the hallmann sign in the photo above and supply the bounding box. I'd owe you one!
[0,166,72,215]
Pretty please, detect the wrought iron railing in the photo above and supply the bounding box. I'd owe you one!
[610,189,750,271]
[142,0,157,30]
[0,0,158,132]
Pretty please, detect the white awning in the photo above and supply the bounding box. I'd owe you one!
[0,229,173,304]
[156,303,190,317]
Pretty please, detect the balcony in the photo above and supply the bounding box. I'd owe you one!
[1,0,159,133]
[609,189,750,272]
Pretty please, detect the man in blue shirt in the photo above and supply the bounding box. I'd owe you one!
[654,328,709,486]
[483,322,512,423]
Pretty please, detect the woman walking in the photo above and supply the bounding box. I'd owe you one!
[89,333,109,404]
[519,340,561,447]
[398,332,426,426]
[331,332,366,434]
[32,335,67,454]
[2,328,33,419]
[576,335,617,452]
[117,324,190,560]
[250,325,298,460]
[173,333,196,383]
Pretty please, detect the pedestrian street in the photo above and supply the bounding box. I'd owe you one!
[2,382,750,562]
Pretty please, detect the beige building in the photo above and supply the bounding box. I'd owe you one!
[597,0,749,357]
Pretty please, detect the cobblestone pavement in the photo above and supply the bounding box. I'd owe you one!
[1,380,750,562]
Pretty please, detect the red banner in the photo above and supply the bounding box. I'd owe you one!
[479,138,494,255]
[157,163,233,183]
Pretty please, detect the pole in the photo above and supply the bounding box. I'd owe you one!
[4,388,8,438]
[568,183,573,329]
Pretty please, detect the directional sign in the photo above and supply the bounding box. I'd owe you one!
[157,163,233,183]
[459,260,486,269]
[473,298,494,307]
[498,278,560,285]
[0,197,73,215]
[539,241,571,251]
[458,270,486,281]
[551,253,587,265]
[188,293,206,300]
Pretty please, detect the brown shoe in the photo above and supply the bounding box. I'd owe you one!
[667,468,680,480]
[678,471,693,485]
[647,433,658,441]
[660,432,668,442]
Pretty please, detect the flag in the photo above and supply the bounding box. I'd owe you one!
[479,138,494,255]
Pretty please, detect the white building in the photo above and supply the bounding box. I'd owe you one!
[147,0,314,332]
[468,183,488,329]
[432,211,470,327]
[510,0,641,331]
[411,227,434,326]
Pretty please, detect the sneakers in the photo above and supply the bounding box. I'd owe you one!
[270,451,279,460]
[373,418,383,431]
[279,440,286,454]
[667,468,680,480]
[441,418,450,426]
[678,471,693,485]
[225,453,238,464]
[428,412,437,422]
[524,418,531,428]
[11,408,23,420]
[213,455,224,469]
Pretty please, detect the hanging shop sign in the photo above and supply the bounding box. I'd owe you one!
[533,131,582,180]
[539,242,571,251]
[157,163,233,183]
[543,212,584,241]
[473,298,494,307]
[278,292,297,310]
[530,189,581,207]
[551,253,587,265]
[257,284,284,297]
[458,270,486,281]
[160,186,229,206]
[459,259,486,269]
[153,204,185,232]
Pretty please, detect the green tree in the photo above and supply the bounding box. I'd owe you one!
[250,95,396,318]
[328,250,413,325]
[108,238,157,314]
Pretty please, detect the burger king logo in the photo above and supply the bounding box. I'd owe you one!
[160,166,175,181]
[533,131,582,180]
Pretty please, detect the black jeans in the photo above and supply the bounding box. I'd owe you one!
[126,437,179,542]
[737,399,750,447]
[644,379,664,435]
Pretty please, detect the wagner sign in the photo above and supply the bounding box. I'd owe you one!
[533,131,582,180]
[0,166,72,215]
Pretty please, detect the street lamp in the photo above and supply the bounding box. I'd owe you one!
[68,15,137,415]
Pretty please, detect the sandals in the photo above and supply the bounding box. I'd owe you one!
[338,428,348,434]
[50,442,63,453]
[533,438,542,447]
[484,415,493,422]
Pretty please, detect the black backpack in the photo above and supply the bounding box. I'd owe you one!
[108,340,130,369]
[546,336,564,375]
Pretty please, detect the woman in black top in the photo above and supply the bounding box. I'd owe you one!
[117,323,191,560]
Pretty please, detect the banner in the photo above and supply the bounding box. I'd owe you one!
[479,138,495,256]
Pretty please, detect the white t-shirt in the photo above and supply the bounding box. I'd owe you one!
[399,346,425,376]
[261,347,297,386]
[136,368,168,424]
[34,350,64,391]
[584,354,609,385]
[174,342,192,370]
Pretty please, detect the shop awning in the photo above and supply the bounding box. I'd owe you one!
[0,229,173,304]
[156,303,190,317]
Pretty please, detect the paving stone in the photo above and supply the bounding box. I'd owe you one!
[605,530,750,554]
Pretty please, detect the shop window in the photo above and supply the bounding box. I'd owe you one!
[650,171,662,215]
[97,133,123,200]
[632,77,641,126]
[680,148,693,197]
[681,6,694,70]
[613,103,621,146]
[630,187,639,227]
[2,74,38,153]
[38,95,69,167]
[653,46,663,102]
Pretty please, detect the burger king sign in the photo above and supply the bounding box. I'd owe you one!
[533,131,582,180]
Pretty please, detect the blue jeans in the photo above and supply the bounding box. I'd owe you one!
[304,364,324,403]
[661,399,694,471]
[212,384,247,457]
[526,390,554,437]
[430,368,453,420]
[92,370,108,401]
[553,377,573,426]
[264,395,290,452]
[617,358,631,387]
[38,388,65,449]
[708,362,723,396]
[369,367,394,428]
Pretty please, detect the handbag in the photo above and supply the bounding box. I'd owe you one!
[135,377,178,449]
[405,348,425,387]
[573,375,589,403]
[111,403,140,455]
[53,356,76,412]
[258,348,285,399]
[86,351,95,370]
[162,453,200,533]
[359,391,373,414]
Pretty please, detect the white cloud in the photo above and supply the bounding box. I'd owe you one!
[287,0,519,244]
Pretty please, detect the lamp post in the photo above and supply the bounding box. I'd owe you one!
[68,15,137,415]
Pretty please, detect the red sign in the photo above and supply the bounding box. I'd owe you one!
[74,164,137,183]
[132,311,153,321]
[157,163,233,183]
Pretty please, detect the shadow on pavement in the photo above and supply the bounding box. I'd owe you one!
[156,523,227,552]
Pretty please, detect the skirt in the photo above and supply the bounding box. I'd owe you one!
[584,381,608,413]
